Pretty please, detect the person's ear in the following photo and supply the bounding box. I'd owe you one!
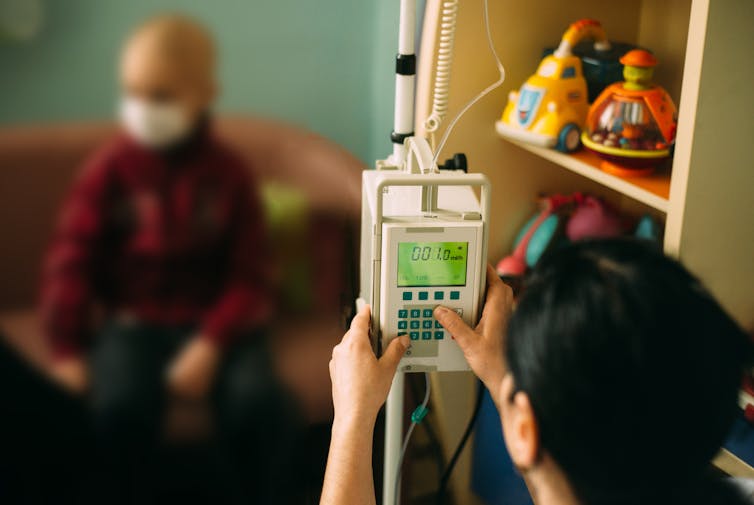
[189,78,216,114]
[509,391,539,468]
[193,82,215,111]
[499,376,540,469]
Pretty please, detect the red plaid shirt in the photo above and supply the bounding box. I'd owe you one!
[40,126,272,358]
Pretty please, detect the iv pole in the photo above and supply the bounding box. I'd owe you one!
[383,2,416,504]
[380,0,496,500]
[389,0,417,166]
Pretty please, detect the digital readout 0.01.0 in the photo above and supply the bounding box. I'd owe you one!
[397,241,468,287]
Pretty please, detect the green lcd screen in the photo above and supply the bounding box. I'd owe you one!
[397,242,468,287]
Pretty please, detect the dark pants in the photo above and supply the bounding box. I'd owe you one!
[90,321,300,505]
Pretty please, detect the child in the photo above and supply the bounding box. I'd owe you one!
[40,14,293,502]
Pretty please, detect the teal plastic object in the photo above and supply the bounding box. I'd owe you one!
[411,405,429,424]
[525,214,560,268]
[635,214,661,244]
[513,214,539,248]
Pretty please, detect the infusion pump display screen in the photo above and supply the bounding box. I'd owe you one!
[397,241,468,287]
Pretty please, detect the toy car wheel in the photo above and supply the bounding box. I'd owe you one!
[556,123,581,153]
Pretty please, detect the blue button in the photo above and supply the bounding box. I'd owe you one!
[403,292,413,301]
[398,331,407,336]
[410,320,420,329]
[422,320,432,329]
[410,331,420,340]
[450,291,460,300]
[398,321,407,330]
[422,309,433,318]
[398,309,408,318]
[410,309,421,318]
[418,291,429,300]
[435,320,443,328]
[434,331,444,340]
[422,331,432,340]
[434,291,444,300]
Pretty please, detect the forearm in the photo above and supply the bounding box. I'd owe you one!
[320,415,377,505]
[481,365,506,413]
[42,157,111,357]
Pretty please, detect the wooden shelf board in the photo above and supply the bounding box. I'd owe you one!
[713,449,754,479]
[502,138,671,213]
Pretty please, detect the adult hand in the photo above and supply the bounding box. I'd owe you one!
[50,356,89,394]
[329,305,409,425]
[434,265,514,403]
[166,336,221,400]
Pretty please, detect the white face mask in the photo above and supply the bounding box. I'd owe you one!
[119,97,192,149]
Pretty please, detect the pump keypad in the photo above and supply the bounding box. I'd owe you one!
[395,288,469,360]
[396,305,446,341]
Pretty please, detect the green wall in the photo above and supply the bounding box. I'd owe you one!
[0,0,407,164]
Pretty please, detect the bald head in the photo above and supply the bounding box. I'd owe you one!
[120,14,217,123]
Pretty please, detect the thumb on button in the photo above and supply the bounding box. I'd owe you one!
[434,306,475,346]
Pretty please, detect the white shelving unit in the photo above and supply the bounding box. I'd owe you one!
[414,0,754,500]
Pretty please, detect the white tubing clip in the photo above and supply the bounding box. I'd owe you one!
[405,136,439,175]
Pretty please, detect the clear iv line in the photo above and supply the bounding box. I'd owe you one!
[431,0,506,166]
[391,0,503,501]
[394,372,431,505]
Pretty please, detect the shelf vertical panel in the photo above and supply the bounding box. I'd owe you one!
[670,0,754,330]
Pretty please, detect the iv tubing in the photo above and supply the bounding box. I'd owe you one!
[432,0,506,165]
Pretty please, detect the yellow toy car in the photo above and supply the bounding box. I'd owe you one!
[496,19,610,153]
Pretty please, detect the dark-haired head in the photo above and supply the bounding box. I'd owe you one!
[505,238,753,504]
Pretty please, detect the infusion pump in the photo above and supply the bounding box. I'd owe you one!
[358,139,490,372]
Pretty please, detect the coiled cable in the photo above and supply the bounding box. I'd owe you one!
[424,0,459,143]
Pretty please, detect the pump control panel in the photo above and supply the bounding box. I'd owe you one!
[359,161,490,372]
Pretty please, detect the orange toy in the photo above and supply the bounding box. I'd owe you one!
[581,49,678,177]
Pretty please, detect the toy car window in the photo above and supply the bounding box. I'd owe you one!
[562,66,576,78]
[537,60,558,78]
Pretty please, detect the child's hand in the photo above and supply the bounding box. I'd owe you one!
[167,337,221,400]
[50,356,89,394]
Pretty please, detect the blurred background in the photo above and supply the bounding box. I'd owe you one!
[0,1,433,503]
[0,0,423,164]
[2,1,754,505]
